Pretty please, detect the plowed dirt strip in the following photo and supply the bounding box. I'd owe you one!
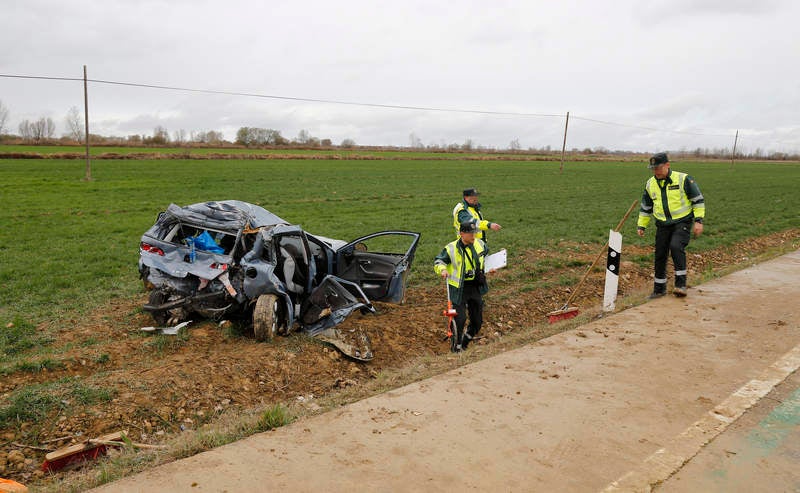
[91,250,800,492]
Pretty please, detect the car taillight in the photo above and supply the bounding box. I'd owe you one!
[210,263,228,270]
[140,242,165,256]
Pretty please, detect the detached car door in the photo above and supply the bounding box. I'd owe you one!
[334,231,420,303]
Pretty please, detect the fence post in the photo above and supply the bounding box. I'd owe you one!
[83,65,92,181]
[560,111,570,174]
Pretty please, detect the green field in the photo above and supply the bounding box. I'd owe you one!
[0,144,552,160]
[1,157,798,327]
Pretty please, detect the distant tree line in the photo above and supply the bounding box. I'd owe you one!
[0,99,797,160]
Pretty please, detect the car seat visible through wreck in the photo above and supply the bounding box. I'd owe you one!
[279,239,307,295]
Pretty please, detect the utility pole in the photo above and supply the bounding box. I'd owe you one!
[559,111,570,174]
[83,65,92,181]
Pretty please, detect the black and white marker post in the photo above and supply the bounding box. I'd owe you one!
[603,229,622,312]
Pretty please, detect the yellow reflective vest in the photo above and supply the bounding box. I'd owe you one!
[433,239,488,304]
[637,170,705,229]
[452,201,491,240]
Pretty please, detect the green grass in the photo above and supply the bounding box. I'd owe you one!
[141,331,191,354]
[12,358,65,373]
[0,316,41,356]
[255,404,294,431]
[0,378,115,429]
[1,157,798,331]
[0,386,61,425]
[0,143,556,160]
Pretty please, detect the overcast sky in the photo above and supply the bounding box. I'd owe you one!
[1,0,798,154]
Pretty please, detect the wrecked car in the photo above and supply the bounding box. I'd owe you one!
[138,200,420,360]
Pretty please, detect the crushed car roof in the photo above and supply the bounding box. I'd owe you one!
[165,200,288,230]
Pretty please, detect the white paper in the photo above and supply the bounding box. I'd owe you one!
[485,248,507,273]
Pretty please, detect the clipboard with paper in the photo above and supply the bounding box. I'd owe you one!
[484,248,507,273]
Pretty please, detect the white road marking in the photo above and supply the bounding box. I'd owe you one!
[602,342,800,492]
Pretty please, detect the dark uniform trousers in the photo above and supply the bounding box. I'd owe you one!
[654,219,692,292]
[455,279,484,348]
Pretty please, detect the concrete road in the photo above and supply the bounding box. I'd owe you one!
[92,249,800,492]
[659,369,800,492]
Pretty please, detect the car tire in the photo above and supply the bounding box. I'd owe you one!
[253,294,281,342]
[148,290,171,326]
[148,289,189,326]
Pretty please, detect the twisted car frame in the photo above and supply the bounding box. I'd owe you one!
[138,201,420,360]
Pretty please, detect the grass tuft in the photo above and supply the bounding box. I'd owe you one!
[256,404,294,432]
[0,316,46,356]
[0,379,116,428]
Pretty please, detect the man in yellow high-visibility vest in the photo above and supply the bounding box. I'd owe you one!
[434,221,489,352]
[452,188,502,242]
[637,152,705,298]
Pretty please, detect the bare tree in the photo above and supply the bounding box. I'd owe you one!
[206,130,224,144]
[296,129,311,144]
[192,130,224,144]
[32,118,45,142]
[340,138,356,148]
[266,129,288,145]
[173,129,187,144]
[18,120,33,140]
[149,126,170,145]
[21,117,56,143]
[64,106,84,142]
[509,138,521,151]
[0,99,9,136]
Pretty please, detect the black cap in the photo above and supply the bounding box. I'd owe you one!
[459,221,479,234]
[648,152,669,169]
[463,188,480,197]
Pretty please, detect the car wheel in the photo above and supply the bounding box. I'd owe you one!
[148,289,188,326]
[253,294,281,342]
[148,290,171,326]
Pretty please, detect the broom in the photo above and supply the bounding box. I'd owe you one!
[40,430,166,472]
[547,199,638,323]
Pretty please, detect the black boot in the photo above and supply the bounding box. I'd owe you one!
[461,331,473,350]
[648,283,666,299]
[674,276,687,297]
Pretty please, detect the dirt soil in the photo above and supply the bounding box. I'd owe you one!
[2,229,799,486]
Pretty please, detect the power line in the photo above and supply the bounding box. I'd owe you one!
[0,72,780,143]
[0,74,79,82]
[570,115,731,138]
[0,73,562,119]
